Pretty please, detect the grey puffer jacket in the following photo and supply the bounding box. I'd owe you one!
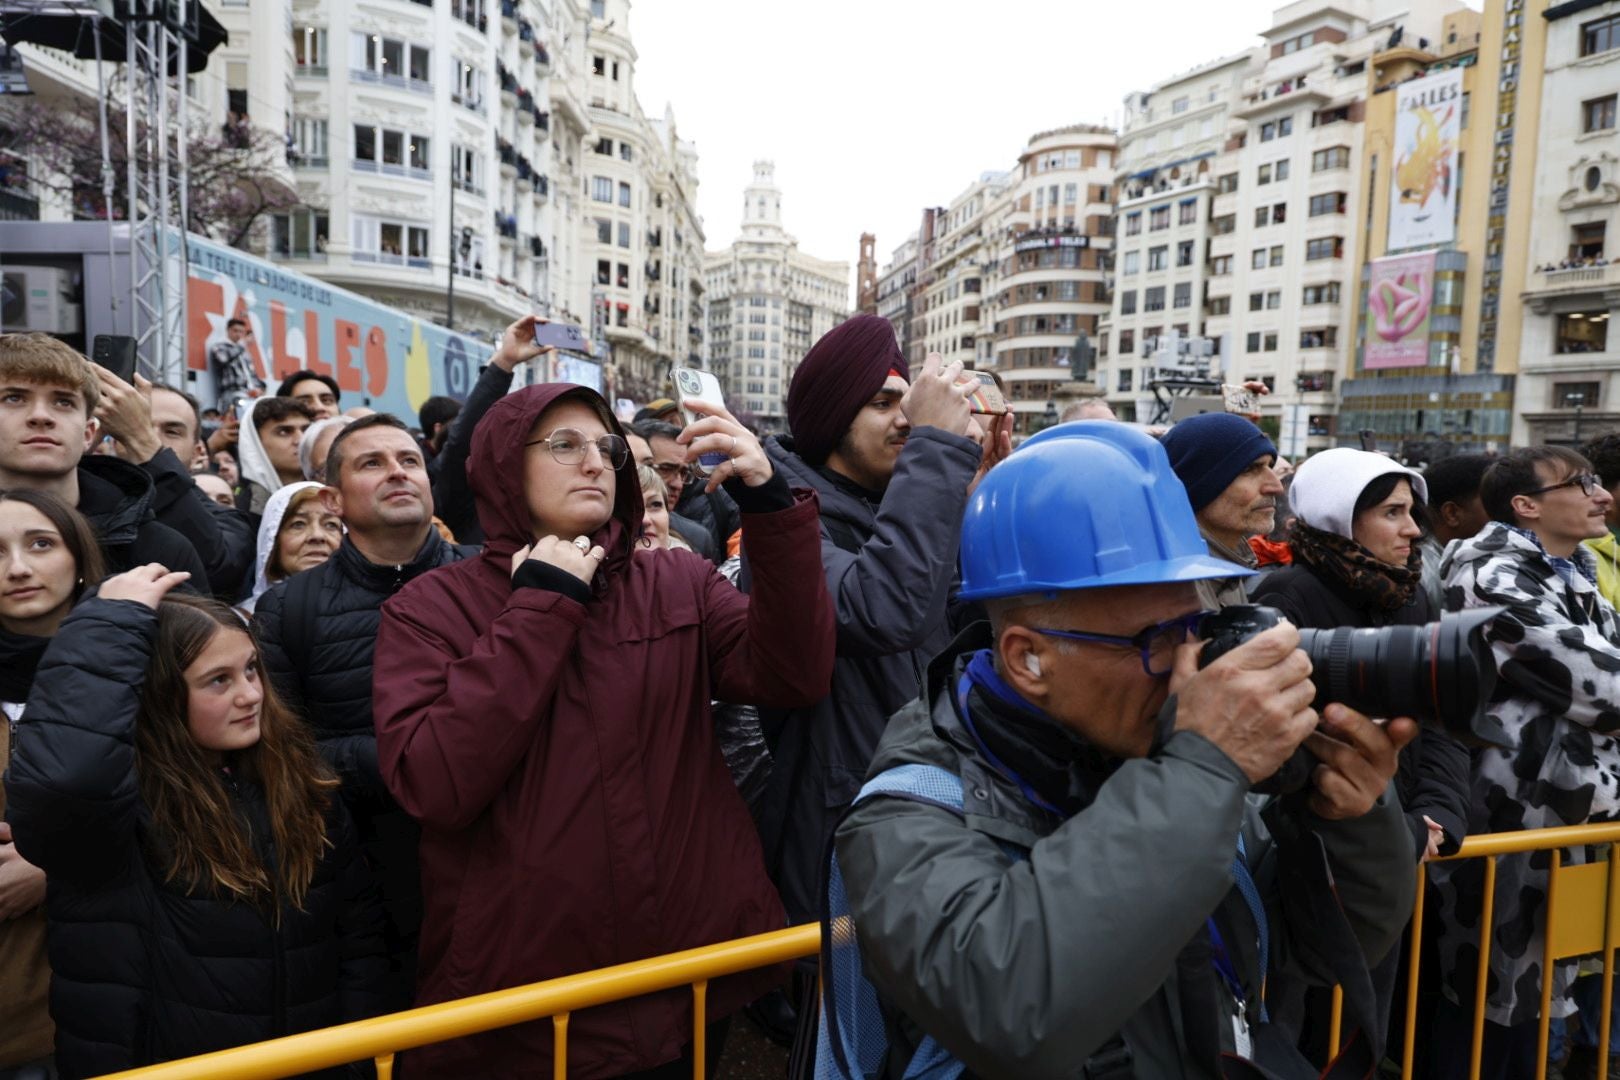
[836,631,1417,1080]
[753,427,980,925]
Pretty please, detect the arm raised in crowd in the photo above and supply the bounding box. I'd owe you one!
[371,572,586,831]
[143,447,254,598]
[5,571,188,882]
[823,427,981,655]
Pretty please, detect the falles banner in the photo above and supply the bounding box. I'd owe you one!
[1364,249,1437,370]
[1388,67,1462,251]
[182,233,598,415]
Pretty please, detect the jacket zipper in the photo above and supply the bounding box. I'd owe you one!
[223,767,288,1035]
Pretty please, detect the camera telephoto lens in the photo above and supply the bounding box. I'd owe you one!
[1199,604,1507,746]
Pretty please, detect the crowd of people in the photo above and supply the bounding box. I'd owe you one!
[0,315,1618,1080]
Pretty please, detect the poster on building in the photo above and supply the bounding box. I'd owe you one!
[1364,250,1437,369]
[1388,67,1462,250]
[183,233,501,417]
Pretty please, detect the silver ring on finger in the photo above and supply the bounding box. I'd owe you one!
[573,535,591,553]
[729,435,738,456]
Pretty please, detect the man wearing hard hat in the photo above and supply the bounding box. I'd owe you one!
[820,422,1419,1080]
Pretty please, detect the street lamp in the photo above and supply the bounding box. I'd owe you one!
[1566,390,1588,446]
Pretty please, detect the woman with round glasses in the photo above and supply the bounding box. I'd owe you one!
[371,383,835,1078]
[1248,447,1470,1058]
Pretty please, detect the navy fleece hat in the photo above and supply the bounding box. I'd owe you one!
[1159,413,1278,513]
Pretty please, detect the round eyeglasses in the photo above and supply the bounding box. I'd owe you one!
[1033,610,1212,676]
[1527,471,1604,498]
[525,428,629,469]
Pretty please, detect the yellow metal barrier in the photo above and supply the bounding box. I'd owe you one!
[93,924,820,1080]
[90,822,1620,1080]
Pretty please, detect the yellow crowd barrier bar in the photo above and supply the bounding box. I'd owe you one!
[90,822,1620,1080]
[94,923,820,1080]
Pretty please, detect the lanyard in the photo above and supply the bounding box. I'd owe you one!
[957,649,1270,1023]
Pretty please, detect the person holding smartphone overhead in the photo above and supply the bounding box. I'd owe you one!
[371,379,835,1077]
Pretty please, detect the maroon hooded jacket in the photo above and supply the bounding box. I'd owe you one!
[372,384,834,1077]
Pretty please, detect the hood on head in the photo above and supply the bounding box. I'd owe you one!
[1289,448,1428,542]
[246,481,327,611]
[467,383,642,572]
[237,396,288,496]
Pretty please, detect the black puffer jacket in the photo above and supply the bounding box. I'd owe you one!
[77,456,210,590]
[1249,565,1470,857]
[254,530,471,1008]
[3,598,387,1079]
[138,446,255,600]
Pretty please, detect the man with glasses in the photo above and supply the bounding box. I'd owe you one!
[629,423,720,562]
[634,418,741,561]
[825,422,1417,1078]
[1431,446,1620,1077]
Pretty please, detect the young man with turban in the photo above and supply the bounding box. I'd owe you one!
[754,314,1008,937]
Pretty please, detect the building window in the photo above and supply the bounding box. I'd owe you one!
[1148,246,1168,271]
[1255,203,1288,226]
[1312,146,1351,172]
[271,209,329,258]
[620,142,634,162]
[1120,290,1137,315]
[1176,240,1194,267]
[1122,251,1140,275]
[595,218,611,244]
[1572,222,1607,260]
[1150,205,1171,230]
[1119,329,1135,354]
[453,61,484,110]
[1308,192,1347,216]
[617,222,631,248]
[594,137,613,155]
[1211,214,1235,235]
[1125,211,1142,235]
[1557,381,1602,407]
[1246,331,1262,352]
[1258,163,1272,185]
[1173,282,1192,309]
[350,34,430,89]
[1299,328,1338,349]
[452,144,482,192]
[1210,255,1232,276]
[1584,95,1618,133]
[592,54,606,75]
[1264,332,1278,352]
[1302,282,1341,304]
[353,125,430,178]
[1582,14,1620,56]
[618,181,632,208]
[1179,200,1198,225]
[293,26,328,73]
[1274,159,1290,181]
[1249,292,1265,312]
[1216,173,1238,194]
[591,176,613,202]
[1556,312,1609,353]
[596,259,611,285]
[351,215,430,268]
[1172,95,1190,114]
[1251,248,1268,270]
[1118,367,1134,392]
[290,117,328,166]
[1261,121,1275,142]
[1145,286,1166,312]
[1304,237,1343,261]
[1208,296,1231,315]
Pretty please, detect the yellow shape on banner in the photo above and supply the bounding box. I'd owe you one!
[405,323,432,412]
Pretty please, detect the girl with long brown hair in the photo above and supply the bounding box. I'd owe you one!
[3,563,385,1078]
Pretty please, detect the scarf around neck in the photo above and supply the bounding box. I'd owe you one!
[1288,521,1422,612]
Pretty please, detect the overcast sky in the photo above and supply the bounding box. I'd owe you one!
[631,0,1295,285]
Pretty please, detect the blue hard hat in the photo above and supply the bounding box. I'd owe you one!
[958,420,1252,601]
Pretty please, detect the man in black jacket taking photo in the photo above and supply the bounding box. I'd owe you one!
[255,412,471,1009]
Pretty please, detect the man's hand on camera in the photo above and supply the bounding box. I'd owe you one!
[1169,623,1319,784]
[1302,706,1418,820]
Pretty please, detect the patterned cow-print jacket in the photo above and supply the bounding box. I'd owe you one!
[1432,521,1620,1027]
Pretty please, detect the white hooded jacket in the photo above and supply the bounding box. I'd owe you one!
[240,481,326,615]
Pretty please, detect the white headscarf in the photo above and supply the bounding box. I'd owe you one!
[1290,448,1429,542]
[236,396,293,499]
[241,481,326,615]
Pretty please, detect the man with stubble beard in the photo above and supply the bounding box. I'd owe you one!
[1159,412,1285,610]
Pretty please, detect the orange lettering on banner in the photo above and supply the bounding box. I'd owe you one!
[270,301,294,378]
[364,326,390,397]
[334,320,363,392]
[303,310,331,377]
[187,277,223,372]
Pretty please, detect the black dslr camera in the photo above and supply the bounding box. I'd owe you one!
[1198,604,1508,793]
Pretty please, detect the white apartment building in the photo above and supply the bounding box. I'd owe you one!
[873,233,918,361]
[985,124,1118,431]
[1514,1,1620,446]
[1203,0,1463,452]
[273,0,551,333]
[704,160,848,428]
[1102,52,1251,421]
[567,0,704,400]
[914,173,1008,369]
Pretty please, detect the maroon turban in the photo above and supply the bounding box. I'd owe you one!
[786,315,910,464]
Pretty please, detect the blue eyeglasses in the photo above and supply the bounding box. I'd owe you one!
[1033,610,1213,676]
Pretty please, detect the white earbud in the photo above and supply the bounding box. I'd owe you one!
[1024,652,1042,677]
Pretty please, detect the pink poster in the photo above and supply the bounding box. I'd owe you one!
[1364,250,1436,370]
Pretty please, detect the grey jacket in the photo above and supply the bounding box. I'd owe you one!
[837,634,1417,1080]
[754,427,980,924]
[1195,534,1257,610]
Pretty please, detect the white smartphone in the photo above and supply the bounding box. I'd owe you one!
[671,367,729,475]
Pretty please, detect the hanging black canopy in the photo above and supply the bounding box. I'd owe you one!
[0,0,226,74]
